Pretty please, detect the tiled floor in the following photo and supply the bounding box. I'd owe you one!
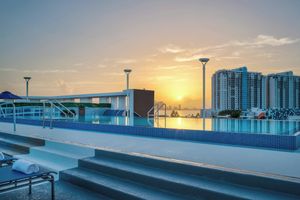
[0,181,111,200]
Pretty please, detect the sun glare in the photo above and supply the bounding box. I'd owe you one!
[176,95,183,101]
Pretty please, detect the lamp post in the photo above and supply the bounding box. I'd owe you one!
[124,69,132,123]
[124,69,132,90]
[24,77,31,101]
[199,58,209,130]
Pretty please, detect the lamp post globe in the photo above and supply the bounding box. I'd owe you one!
[23,77,31,101]
[124,69,132,90]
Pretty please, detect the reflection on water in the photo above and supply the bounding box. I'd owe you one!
[79,116,300,135]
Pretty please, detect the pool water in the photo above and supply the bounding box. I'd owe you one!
[74,116,300,136]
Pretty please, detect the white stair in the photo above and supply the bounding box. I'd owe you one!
[15,140,94,180]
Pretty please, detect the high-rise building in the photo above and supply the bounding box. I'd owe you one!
[212,66,264,112]
[266,71,300,109]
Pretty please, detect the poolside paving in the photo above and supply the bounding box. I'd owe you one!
[0,181,111,200]
[1,122,300,179]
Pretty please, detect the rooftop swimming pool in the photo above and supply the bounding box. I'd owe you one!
[60,116,300,136]
[2,106,300,135]
[2,113,300,136]
[1,114,300,150]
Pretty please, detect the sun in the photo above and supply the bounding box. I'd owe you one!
[176,95,183,101]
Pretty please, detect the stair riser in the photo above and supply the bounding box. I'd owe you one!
[45,141,95,157]
[95,150,300,196]
[60,172,143,200]
[0,146,19,156]
[79,160,243,200]
[30,148,78,168]
[0,140,29,154]
[0,132,45,146]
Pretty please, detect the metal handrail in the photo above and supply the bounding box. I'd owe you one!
[0,102,16,132]
[147,102,167,118]
[42,100,69,117]
[42,100,76,129]
[0,100,76,131]
[0,105,5,117]
[147,102,167,128]
[52,100,76,118]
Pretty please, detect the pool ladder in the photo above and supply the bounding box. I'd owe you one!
[147,102,167,128]
[42,100,76,129]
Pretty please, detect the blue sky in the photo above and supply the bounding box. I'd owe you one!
[1,0,300,107]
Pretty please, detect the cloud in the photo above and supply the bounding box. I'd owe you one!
[175,54,214,62]
[147,75,174,81]
[245,35,299,47]
[28,69,78,73]
[159,44,186,54]
[96,64,107,69]
[217,56,240,60]
[155,65,190,70]
[73,63,84,67]
[55,80,74,94]
[107,72,124,76]
[0,68,17,72]
[232,51,240,57]
[0,67,78,73]
[168,35,299,62]
[224,35,299,48]
[116,59,137,64]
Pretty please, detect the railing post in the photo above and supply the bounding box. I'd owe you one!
[43,102,46,128]
[50,102,53,129]
[164,103,167,128]
[13,103,16,132]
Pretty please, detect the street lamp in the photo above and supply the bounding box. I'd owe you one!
[24,77,31,101]
[123,69,132,123]
[124,69,132,90]
[199,58,209,130]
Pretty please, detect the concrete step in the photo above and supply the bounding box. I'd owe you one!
[29,147,79,169]
[0,132,44,155]
[60,167,196,200]
[80,156,299,200]
[42,141,95,158]
[28,141,94,169]
[14,141,94,180]
[94,149,300,197]
[0,138,33,153]
[0,132,45,146]
[0,145,21,156]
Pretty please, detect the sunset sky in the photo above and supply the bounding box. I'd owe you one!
[1,0,300,108]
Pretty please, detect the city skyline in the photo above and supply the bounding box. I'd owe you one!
[212,67,300,112]
[1,0,300,108]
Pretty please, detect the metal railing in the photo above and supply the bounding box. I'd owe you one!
[42,100,76,129]
[0,100,77,131]
[147,102,167,128]
[0,102,16,132]
[52,100,76,118]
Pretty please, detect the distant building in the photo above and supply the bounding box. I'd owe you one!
[212,67,300,112]
[266,71,300,109]
[212,66,264,112]
[178,104,181,110]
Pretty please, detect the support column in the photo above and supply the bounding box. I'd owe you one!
[129,90,134,126]
[111,97,119,110]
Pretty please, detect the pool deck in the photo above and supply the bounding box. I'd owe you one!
[1,121,300,179]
